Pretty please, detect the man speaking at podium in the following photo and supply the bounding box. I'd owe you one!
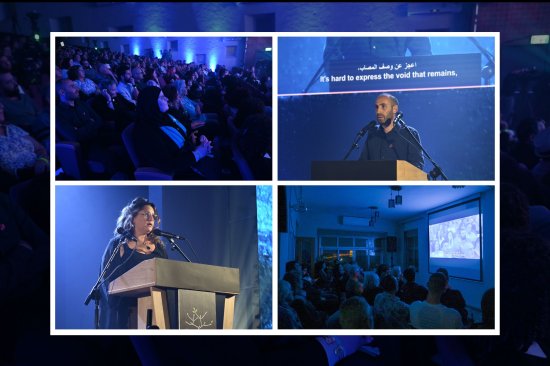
[360,93,424,170]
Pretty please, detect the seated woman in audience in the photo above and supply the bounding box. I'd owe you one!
[0,102,49,189]
[363,271,383,306]
[132,86,217,179]
[144,67,161,88]
[68,65,99,100]
[177,80,217,124]
[278,280,303,329]
[339,296,373,329]
[162,83,201,131]
[373,275,410,329]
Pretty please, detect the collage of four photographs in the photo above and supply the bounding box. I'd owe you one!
[3,2,550,365]
[52,33,497,335]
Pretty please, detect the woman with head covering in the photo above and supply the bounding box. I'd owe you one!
[132,86,214,179]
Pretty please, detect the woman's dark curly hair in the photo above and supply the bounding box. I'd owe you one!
[113,197,164,248]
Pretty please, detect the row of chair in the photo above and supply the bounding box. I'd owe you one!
[56,123,173,180]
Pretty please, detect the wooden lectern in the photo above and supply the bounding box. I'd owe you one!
[311,160,428,181]
[108,258,240,329]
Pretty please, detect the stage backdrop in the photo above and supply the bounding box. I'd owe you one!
[55,185,269,329]
[279,87,495,180]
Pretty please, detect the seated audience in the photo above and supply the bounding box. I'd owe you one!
[0,71,49,146]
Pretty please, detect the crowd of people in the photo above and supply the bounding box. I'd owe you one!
[279,260,489,330]
[55,42,272,180]
[0,32,50,366]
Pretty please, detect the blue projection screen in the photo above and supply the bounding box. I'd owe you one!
[428,198,482,281]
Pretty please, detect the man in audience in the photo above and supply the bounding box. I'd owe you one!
[117,64,139,105]
[376,263,390,280]
[132,66,146,92]
[0,71,49,145]
[55,78,102,143]
[437,267,469,325]
[93,63,117,86]
[410,272,462,329]
[398,265,428,304]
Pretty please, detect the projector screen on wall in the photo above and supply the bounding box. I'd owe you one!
[428,198,482,281]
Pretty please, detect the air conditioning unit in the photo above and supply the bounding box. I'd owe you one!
[341,216,371,226]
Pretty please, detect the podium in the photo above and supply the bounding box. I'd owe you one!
[311,160,428,181]
[108,258,240,329]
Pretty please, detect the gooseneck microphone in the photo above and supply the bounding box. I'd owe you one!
[153,228,185,241]
[358,120,377,136]
[117,227,135,241]
[117,227,151,250]
[343,120,377,160]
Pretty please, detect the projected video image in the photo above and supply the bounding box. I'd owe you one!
[429,214,480,259]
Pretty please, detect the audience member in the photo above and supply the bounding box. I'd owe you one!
[278,280,303,329]
[132,86,215,179]
[363,271,383,306]
[410,272,462,329]
[0,71,49,145]
[373,275,410,329]
[68,65,99,100]
[0,102,49,189]
[339,296,372,329]
[398,266,428,305]
[116,64,139,105]
[436,267,469,325]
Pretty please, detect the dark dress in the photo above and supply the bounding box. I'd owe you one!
[132,87,213,179]
[99,236,167,329]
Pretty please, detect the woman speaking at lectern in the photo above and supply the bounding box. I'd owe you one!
[99,197,167,329]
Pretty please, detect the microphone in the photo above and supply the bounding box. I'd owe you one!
[117,227,135,241]
[394,112,404,126]
[153,228,185,241]
[358,120,377,136]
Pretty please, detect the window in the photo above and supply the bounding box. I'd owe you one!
[318,232,378,271]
